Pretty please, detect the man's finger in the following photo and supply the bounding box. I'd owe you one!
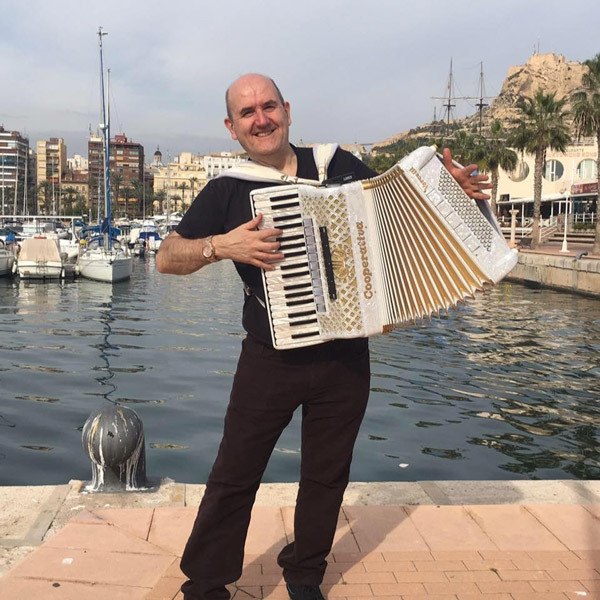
[244,213,263,229]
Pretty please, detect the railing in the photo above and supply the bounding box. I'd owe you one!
[573,212,596,224]
[539,224,558,242]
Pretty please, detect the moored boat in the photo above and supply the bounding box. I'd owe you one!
[0,239,16,277]
[17,237,66,280]
[77,235,133,282]
[77,27,132,284]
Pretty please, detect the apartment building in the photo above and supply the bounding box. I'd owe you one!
[36,137,67,215]
[0,126,33,215]
[88,133,145,217]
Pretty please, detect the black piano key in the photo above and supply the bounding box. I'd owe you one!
[273,213,301,222]
[268,202,300,210]
[269,193,298,203]
[277,234,304,243]
[282,270,310,279]
[278,222,303,230]
[280,243,306,252]
[291,331,320,340]
[280,262,309,272]
[283,282,312,291]
[282,250,307,259]
[285,290,314,299]
[289,318,319,327]
[287,299,314,307]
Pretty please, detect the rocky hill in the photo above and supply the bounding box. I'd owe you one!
[374,52,589,150]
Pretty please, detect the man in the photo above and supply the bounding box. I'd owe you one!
[157,73,491,600]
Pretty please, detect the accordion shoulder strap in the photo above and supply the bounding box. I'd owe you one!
[217,144,338,185]
[313,143,338,182]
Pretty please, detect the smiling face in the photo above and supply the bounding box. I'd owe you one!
[224,74,292,166]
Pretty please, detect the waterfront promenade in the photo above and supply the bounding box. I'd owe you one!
[506,236,600,297]
[0,479,599,600]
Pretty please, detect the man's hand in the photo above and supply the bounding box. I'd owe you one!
[442,148,492,201]
[214,213,284,270]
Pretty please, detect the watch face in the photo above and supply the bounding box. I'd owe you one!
[202,245,212,259]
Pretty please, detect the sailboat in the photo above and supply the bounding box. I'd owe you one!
[77,27,132,283]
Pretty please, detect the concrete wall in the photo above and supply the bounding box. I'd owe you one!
[507,252,600,297]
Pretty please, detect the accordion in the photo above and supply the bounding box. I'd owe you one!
[250,146,517,350]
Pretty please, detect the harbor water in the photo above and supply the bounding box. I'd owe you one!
[0,258,599,486]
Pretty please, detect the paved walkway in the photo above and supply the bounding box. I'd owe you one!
[0,480,599,600]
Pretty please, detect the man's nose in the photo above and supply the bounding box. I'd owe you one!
[255,109,269,126]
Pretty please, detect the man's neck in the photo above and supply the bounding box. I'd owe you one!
[249,145,297,176]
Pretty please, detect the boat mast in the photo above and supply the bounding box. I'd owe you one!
[23,150,28,216]
[474,62,488,135]
[98,26,112,248]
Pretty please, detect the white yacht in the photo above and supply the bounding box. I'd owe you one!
[77,234,132,283]
[77,28,132,284]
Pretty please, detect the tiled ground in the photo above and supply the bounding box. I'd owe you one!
[0,504,598,600]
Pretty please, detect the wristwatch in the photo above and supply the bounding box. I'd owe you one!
[202,235,219,263]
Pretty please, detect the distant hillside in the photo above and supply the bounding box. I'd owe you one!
[373,52,589,151]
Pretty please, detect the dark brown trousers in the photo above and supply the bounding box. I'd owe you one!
[180,335,370,600]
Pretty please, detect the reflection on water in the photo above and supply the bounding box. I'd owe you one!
[367,283,600,481]
[0,258,598,485]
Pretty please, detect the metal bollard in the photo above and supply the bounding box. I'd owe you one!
[82,405,148,492]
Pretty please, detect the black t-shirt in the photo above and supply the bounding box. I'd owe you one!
[176,145,377,345]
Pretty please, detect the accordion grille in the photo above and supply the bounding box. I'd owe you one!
[301,190,363,335]
[365,166,490,325]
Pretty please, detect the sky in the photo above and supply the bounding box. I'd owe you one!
[1,0,599,159]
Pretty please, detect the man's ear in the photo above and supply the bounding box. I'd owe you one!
[284,101,292,126]
[224,118,238,141]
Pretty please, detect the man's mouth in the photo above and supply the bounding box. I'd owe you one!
[255,129,275,137]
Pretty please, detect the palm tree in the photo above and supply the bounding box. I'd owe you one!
[177,182,189,210]
[445,130,479,165]
[122,185,134,218]
[111,172,123,216]
[61,186,78,214]
[130,179,143,219]
[572,53,600,255]
[189,177,199,204]
[510,90,571,249]
[153,189,166,215]
[36,181,52,215]
[472,121,518,215]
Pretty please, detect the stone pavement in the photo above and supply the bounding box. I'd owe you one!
[0,480,599,600]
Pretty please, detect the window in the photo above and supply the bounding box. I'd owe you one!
[543,159,564,182]
[508,161,529,182]
[576,159,597,180]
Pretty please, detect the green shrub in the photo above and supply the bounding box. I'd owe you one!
[573,222,595,231]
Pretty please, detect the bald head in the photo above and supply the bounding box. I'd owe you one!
[225,73,285,120]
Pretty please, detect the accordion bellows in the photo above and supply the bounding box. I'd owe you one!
[251,146,518,350]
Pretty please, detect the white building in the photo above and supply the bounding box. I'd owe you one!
[0,126,32,216]
[152,151,245,213]
[201,152,245,179]
[495,139,598,227]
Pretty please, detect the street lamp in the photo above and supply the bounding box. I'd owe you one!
[560,193,570,254]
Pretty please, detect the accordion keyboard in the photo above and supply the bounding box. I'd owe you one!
[252,188,325,347]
